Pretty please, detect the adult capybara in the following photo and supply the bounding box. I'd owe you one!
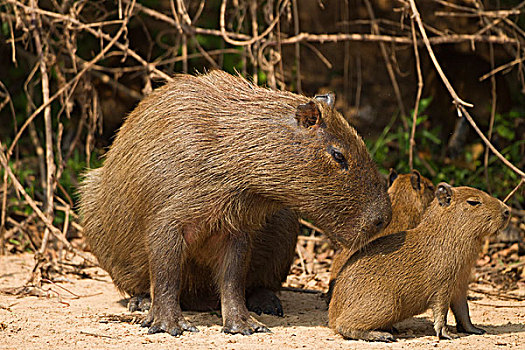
[329,183,510,341]
[329,169,435,287]
[79,71,391,336]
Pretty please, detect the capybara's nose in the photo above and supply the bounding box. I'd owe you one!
[374,218,384,230]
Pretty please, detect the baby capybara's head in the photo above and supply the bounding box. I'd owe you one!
[383,169,434,235]
[425,183,511,238]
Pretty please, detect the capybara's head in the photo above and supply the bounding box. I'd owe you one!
[426,183,510,238]
[264,93,392,249]
[384,169,434,234]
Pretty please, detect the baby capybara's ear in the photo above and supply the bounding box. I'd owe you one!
[436,182,453,207]
[388,169,398,188]
[410,170,422,191]
[314,93,335,108]
[295,101,322,128]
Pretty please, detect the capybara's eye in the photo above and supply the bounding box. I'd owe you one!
[330,148,346,164]
[467,199,481,206]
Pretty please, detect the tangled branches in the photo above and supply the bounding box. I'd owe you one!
[0,0,524,273]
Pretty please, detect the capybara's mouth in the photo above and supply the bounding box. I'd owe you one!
[499,217,510,231]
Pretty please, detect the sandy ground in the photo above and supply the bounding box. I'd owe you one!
[1,254,524,350]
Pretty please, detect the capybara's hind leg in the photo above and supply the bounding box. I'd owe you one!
[337,326,395,342]
[333,309,395,342]
[220,233,270,335]
[141,223,198,336]
[246,209,298,317]
[128,294,151,312]
[246,288,283,317]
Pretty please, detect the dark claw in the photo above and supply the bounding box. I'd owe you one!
[240,328,254,336]
[223,321,271,335]
[223,325,248,335]
[254,325,271,333]
[182,323,200,333]
[168,327,183,337]
[148,325,163,334]
[128,294,152,312]
[382,334,396,342]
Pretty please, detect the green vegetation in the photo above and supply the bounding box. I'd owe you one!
[367,98,524,204]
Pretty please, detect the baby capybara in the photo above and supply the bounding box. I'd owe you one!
[329,169,435,287]
[79,71,391,336]
[329,183,510,341]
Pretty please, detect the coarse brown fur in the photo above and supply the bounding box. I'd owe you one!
[79,71,391,336]
[329,170,435,282]
[329,184,511,341]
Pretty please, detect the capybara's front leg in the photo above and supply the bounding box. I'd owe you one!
[451,290,485,335]
[142,225,198,336]
[432,301,456,340]
[220,233,270,335]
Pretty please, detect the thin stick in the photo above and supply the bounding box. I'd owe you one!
[484,43,497,193]
[277,32,517,46]
[480,56,525,82]
[0,170,7,255]
[30,0,56,254]
[219,0,289,47]
[341,0,350,105]
[408,0,473,108]
[503,178,525,203]
[409,17,423,171]
[298,218,325,235]
[292,0,301,93]
[470,286,525,301]
[459,104,525,178]
[88,69,142,100]
[297,235,328,243]
[364,0,407,125]
[281,286,322,294]
[295,242,307,275]
[355,56,362,112]
[250,0,258,84]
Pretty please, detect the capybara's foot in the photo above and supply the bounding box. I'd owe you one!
[222,315,271,335]
[128,294,151,312]
[456,323,485,335]
[336,327,396,342]
[141,307,199,336]
[246,288,283,317]
[436,326,457,340]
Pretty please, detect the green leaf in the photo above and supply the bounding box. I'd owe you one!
[2,21,9,36]
[496,125,515,140]
[422,130,441,144]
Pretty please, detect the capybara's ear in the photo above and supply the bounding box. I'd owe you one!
[314,93,335,108]
[388,169,398,187]
[410,170,422,191]
[436,182,452,207]
[295,101,322,128]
